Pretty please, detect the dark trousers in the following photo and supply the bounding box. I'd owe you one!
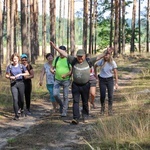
[24,80,32,110]
[72,82,90,119]
[99,77,114,106]
[11,81,24,117]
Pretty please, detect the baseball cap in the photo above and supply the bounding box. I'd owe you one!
[21,54,28,58]
[59,45,66,51]
[76,49,85,56]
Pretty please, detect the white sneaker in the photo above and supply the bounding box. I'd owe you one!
[61,112,67,117]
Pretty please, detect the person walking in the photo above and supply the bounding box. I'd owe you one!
[5,53,29,120]
[21,54,34,115]
[50,41,113,124]
[95,47,118,116]
[39,53,57,112]
[50,46,72,117]
[86,54,97,111]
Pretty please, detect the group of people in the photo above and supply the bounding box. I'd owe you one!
[39,41,118,125]
[6,42,118,124]
[5,53,34,120]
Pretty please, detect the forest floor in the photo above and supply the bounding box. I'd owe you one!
[0,55,150,150]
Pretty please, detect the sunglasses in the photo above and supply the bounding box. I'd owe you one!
[21,59,27,61]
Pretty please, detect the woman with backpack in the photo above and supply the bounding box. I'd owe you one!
[21,54,34,115]
[5,53,29,120]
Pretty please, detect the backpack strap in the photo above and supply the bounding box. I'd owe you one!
[54,56,59,68]
[71,58,92,68]
[86,58,92,68]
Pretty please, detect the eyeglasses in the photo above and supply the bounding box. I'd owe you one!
[21,59,27,61]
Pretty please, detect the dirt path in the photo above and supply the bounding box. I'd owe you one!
[0,73,135,150]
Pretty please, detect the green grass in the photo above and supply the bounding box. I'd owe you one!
[82,54,150,150]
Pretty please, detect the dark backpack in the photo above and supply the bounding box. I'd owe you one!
[71,57,92,68]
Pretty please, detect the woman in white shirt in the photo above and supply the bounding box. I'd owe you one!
[95,48,118,116]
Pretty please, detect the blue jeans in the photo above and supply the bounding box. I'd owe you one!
[53,79,70,114]
[46,84,55,102]
[99,77,114,106]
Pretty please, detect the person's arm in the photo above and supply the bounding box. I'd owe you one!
[94,63,98,79]
[50,41,68,57]
[24,69,34,79]
[39,67,45,86]
[96,47,114,61]
[5,73,13,80]
[50,66,56,74]
[15,70,29,78]
[114,68,118,89]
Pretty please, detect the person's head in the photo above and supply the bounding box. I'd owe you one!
[45,53,54,62]
[11,53,20,64]
[104,51,113,62]
[21,54,28,65]
[59,45,66,58]
[76,49,86,63]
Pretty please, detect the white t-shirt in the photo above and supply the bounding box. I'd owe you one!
[44,63,54,84]
[97,59,117,78]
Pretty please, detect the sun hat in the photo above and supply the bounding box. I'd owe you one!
[76,49,85,56]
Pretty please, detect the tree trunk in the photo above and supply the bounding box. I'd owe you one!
[10,0,15,55]
[30,0,35,63]
[130,0,136,53]
[146,0,150,53]
[14,0,17,52]
[58,0,62,46]
[42,0,46,57]
[21,0,28,55]
[122,0,125,54]
[27,0,30,59]
[118,0,121,54]
[89,0,93,54]
[34,0,39,56]
[138,0,141,53]
[6,0,11,64]
[50,0,56,56]
[0,1,2,74]
[70,0,75,55]
[114,0,119,57]
[67,0,70,52]
[110,0,114,47]
[83,0,88,53]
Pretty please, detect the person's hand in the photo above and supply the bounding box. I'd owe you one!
[24,75,29,79]
[107,47,114,54]
[15,73,22,78]
[50,41,55,48]
[9,76,16,80]
[62,74,67,79]
[50,68,56,74]
[114,83,118,90]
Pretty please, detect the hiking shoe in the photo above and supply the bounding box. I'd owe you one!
[71,119,79,125]
[18,108,21,114]
[82,115,89,123]
[61,112,67,117]
[26,110,31,115]
[13,116,19,121]
[21,110,25,117]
